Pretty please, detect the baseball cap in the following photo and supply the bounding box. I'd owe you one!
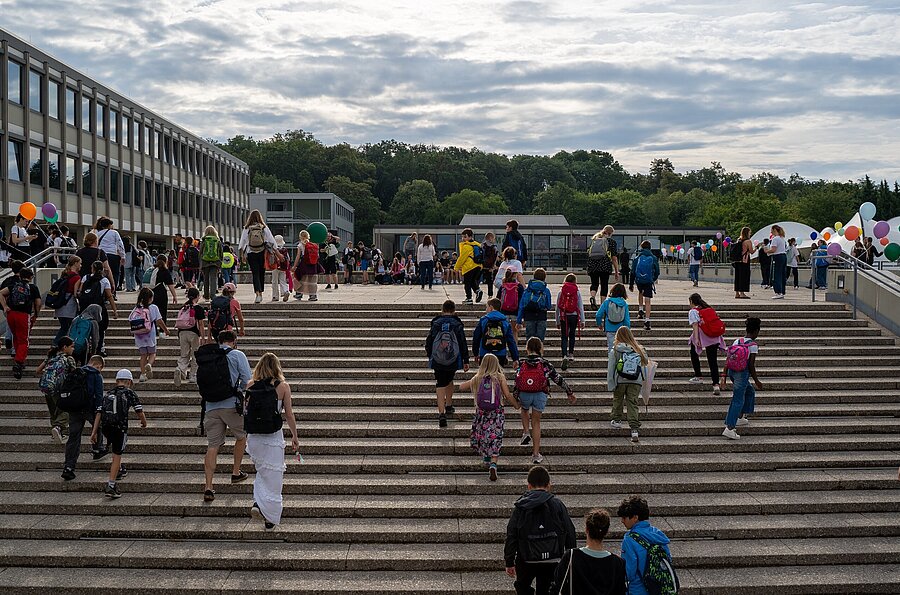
[116,369,134,381]
[274,235,285,247]
[223,282,237,292]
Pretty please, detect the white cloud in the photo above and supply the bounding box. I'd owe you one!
[2,0,899,181]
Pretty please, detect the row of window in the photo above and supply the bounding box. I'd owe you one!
[4,56,247,193]
[5,138,245,227]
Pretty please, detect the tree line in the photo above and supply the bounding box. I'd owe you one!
[217,130,900,241]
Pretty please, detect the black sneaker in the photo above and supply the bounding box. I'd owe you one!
[444,405,455,415]
[638,310,645,319]
[644,321,651,331]
[12,364,22,380]
[104,484,121,499]
[438,414,447,428]
[116,466,128,481]
[589,296,596,309]
[561,358,568,371]
[231,471,249,484]
[264,521,276,531]
[204,489,216,502]
[92,448,109,461]
[61,468,76,481]
[475,290,484,303]
[520,434,532,446]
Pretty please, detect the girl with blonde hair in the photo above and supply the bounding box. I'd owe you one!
[608,326,649,443]
[460,354,519,481]
[244,353,298,530]
[587,225,619,308]
[765,225,788,298]
[292,229,325,301]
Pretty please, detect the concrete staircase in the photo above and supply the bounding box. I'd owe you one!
[0,299,899,593]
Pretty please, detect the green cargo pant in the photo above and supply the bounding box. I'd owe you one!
[611,383,641,429]
[45,392,69,429]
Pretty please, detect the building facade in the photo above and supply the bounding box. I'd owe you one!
[375,215,724,269]
[250,192,354,247]
[0,28,250,253]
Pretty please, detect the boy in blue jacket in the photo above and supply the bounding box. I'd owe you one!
[517,268,552,341]
[473,298,520,367]
[617,495,673,595]
[632,242,660,331]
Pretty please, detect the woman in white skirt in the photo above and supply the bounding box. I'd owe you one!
[244,353,299,530]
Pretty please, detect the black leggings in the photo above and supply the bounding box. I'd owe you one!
[788,266,799,288]
[463,268,481,300]
[247,251,265,293]
[589,270,611,296]
[690,344,720,385]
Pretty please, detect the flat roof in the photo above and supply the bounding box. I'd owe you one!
[250,192,354,211]
[459,214,569,227]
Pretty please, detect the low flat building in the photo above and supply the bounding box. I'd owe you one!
[249,191,354,247]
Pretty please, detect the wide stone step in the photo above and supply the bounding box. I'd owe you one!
[2,450,896,475]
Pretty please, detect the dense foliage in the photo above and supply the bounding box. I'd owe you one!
[218,131,900,241]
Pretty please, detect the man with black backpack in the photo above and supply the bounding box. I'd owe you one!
[505,466,577,595]
[0,267,42,379]
[197,330,251,503]
[425,300,470,428]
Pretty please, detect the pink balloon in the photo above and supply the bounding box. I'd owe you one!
[826,243,842,257]
[873,220,890,239]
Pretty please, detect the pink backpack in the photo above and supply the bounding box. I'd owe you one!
[175,304,197,330]
[128,306,153,336]
[724,339,756,373]
[500,282,520,313]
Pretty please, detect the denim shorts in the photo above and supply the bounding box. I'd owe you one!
[519,391,548,413]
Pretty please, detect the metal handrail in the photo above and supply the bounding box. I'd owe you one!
[0,246,77,283]
[811,252,900,320]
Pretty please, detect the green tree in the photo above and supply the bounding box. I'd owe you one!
[430,189,508,225]
[323,175,382,242]
[387,180,440,225]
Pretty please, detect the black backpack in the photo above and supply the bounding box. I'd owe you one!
[99,387,132,430]
[208,296,233,332]
[57,367,92,413]
[44,274,72,309]
[77,276,105,312]
[195,344,238,402]
[692,246,703,261]
[243,379,283,435]
[185,246,200,269]
[517,500,566,563]
[481,319,506,353]
[729,242,744,263]
[7,279,31,309]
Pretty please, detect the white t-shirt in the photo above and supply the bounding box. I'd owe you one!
[11,225,30,247]
[417,244,435,263]
[494,259,524,288]
[786,245,799,267]
[769,236,786,256]
[82,275,112,300]
[688,246,702,266]
[688,308,702,326]
[732,337,759,355]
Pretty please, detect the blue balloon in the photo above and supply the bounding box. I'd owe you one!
[860,201,877,220]
[810,232,818,240]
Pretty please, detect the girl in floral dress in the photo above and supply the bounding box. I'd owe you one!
[461,354,520,481]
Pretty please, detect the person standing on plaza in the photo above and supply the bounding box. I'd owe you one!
[293,230,324,302]
[758,238,772,290]
[10,214,36,261]
[245,352,299,530]
[403,232,418,265]
[494,247,526,293]
[688,240,703,287]
[270,235,290,302]
[765,225,788,299]
[122,237,137,293]
[586,226,620,309]
[731,226,755,299]
[94,217,126,292]
[502,219,528,269]
[785,238,800,289]
[199,225,224,302]
[481,232,499,298]
[239,209,277,304]
[455,228,484,305]
[323,231,341,290]
[417,234,437,290]
[135,241,151,289]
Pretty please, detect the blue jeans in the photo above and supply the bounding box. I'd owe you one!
[725,369,756,429]
[689,264,699,283]
[419,261,434,289]
[815,263,828,288]
[125,267,136,291]
[772,254,787,295]
[136,267,145,288]
[524,319,547,342]
[222,267,234,284]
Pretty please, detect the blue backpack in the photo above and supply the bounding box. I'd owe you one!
[523,283,551,312]
[635,254,656,285]
[68,317,94,359]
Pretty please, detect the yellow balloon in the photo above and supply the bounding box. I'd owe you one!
[835,222,843,231]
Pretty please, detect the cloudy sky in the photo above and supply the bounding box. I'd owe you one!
[3,1,899,181]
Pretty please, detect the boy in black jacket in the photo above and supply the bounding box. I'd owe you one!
[425,300,470,428]
[505,466,577,595]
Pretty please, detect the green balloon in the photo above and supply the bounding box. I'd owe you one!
[307,222,328,244]
[884,243,900,262]
[47,213,59,224]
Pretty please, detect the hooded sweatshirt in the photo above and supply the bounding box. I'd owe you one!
[73,304,102,354]
[607,343,646,391]
[518,279,552,323]
[596,296,630,333]
[504,489,577,567]
[473,310,519,360]
[620,520,672,595]
[455,239,482,275]
[502,230,529,264]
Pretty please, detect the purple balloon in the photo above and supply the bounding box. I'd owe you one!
[716,232,722,239]
[826,242,842,257]
[873,220,890,239]
[41,202,57,219]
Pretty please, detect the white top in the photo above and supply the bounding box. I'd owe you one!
[11,225,30,247]
[95,228,125,258]
[688,247,702,266]
[769,235,786,256]
[238,226,277,254]
[417,244,436,263]
[733,337,759,355]
[687,308,702,325]
[786,245,799,267]
[494,259,524,288]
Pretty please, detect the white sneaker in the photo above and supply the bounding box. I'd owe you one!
[568,355,576,362]
[532,453,544,464]
[254,295,262,304]
[722,428,740,440]
[689,377,704,384]
[772,294,784,300]
[630,430,639,443]
[713,385,721,395]
[610,420,624,429]
[51,426,64,443]
[144,363,153,380]
[736,417,750,427]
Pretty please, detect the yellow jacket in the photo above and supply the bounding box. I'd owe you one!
[455,240,482,274]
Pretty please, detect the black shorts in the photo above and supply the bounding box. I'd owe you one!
[433,367,457,388]
[636,283,654,299]
[183,269,196,283]
[324,257,337,274]
[101,426,128,455]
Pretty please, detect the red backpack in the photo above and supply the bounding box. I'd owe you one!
[303,242,319,266]
[558,282,579,315]
[500,282,520,313]
[515,359,548,393]
[697,307,726,338]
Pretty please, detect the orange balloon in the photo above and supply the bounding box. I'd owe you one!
[711,245,718,252]
[844,226,860,241]
[823,232,831,241]
[880,237,889,246]
[18,202,36,220]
